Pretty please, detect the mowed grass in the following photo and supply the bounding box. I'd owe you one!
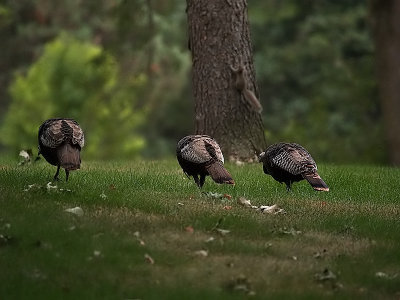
[1,157,399,299]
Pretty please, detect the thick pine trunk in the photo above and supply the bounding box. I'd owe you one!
[186,0,266,161]
[370,0,400,165]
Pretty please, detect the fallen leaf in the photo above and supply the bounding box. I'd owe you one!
[216,228,230,236]
[237,197,253,208]
[314,268,337,281]
[144,253,154,264]
[194,250,208,257]
[18,149,33,166]
[93,250,101,257]
[204,237,215,243]
[109,184,116,190]
[223,194,232,200]
[19,150,30,160]
[313,249,327,259]
[177,202,184,206]
[223,205,232,210]
[375,271,398,279]
[46,182,58,191]
[65,207,84,217]
[100,192,107,199]
[185,226,194,233]
[259,205,286,215]
[278,227,302,236]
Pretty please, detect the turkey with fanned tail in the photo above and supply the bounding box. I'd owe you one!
[38,118,84,181]
[176,135,235,188]
[258,142,329,191]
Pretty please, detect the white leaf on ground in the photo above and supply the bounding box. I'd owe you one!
[280,227,302,236]
[93,250,101,257]
[375,272,398,279]
[203,192,224,199]
[205,237,215,243]
[216,228,230,236]
[314,268,337,281]
[65,207,84,217]
[23,183,41,192]
[194,250,208,257]
[100,192,107,199]
[237,197,285,214]
[144,253,155,264]
[19,150,30,160]
[259,205,286,215]
[46,182,58,191]
[237,197,254,208]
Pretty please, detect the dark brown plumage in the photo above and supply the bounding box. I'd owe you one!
[38,118,84,181]
[258,142,329,191]
[176,135,235,188]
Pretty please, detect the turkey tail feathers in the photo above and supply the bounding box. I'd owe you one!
[206,162,235,185]
[57,143,81,171]
[304,172,329,192]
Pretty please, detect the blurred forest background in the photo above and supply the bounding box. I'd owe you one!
[0,0,391,164]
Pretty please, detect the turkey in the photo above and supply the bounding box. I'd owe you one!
[38,118,85,181]
[258,142,329,191]
[176,135,235,188]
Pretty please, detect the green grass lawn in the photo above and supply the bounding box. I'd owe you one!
[1,157,399,299]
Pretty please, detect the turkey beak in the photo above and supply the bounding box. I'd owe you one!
[258,152,265,162]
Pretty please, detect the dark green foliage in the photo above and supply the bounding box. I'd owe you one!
[0,0,388,163]
[0,34,145,158]
[250,1,384,163]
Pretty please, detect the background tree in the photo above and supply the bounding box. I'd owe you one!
[369,0,400,166]
[0,0,391,164]
[186,0,266,161]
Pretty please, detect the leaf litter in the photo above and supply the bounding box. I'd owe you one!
[23,182,72,193]
[237,197,286,215]
[65,207,84,217]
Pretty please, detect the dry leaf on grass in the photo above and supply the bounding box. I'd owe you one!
[194,250,208,257]
[144,253,155,264]
[203,192,224,199]
[46,182,57,191]
[237,197,286,214]
[375,271,398,279]
[204,237,215,243]
[18,149,33,166]
[65,207,84,217]
[314,268,337,281]
[185,226,194,233]
[237,197,258,208]
[259,205,286,215]
[23,182,71,193]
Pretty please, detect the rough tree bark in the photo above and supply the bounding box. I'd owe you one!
[186,0,266,161]
[369,0,400,165]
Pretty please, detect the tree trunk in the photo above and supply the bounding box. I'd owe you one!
[370,0,400,165]
[186,0,266,161]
